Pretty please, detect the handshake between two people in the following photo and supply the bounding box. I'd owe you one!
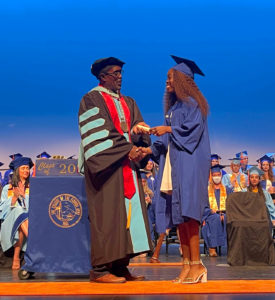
[128,122,172,162]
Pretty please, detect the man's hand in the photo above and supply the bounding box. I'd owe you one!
[150,126,172,136]
[128,146,146,162]
[140,147,152,156]
[132,122,150,134]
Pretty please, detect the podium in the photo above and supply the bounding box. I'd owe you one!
[21,160,91,277]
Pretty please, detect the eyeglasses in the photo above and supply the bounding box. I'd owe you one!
[105,69,124,78]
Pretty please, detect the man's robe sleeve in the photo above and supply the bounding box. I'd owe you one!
[78,92,133,176]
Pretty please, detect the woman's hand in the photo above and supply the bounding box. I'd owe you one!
[150,126,172,136]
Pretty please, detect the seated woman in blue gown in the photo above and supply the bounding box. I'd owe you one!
[244,166,275,226]
[202,165,233,257]
[258,155,275,195]
[141,55,211,284]
[0,157,33,270]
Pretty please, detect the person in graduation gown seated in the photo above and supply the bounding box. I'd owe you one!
[32,151,51,177]
[236,151,252,173]
[141,55,211,284]
[202,165,233,257]
[0,157,33,270]
[78,57,153,283]
[2,153,23,187]
[258,155,275,195]
[222,158,248,192]
[243,166,275,226]
[209,154,226,184]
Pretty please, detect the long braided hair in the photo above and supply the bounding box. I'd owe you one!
[164,68,209,116]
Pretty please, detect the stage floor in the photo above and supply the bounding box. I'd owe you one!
[0,244,275,300]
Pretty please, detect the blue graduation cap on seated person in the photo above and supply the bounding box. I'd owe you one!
[0,162,4,167]
[171,55,205,79]
[258,154,273,164]
[211,154,221,160]
[67,155,76,159]
[36,151,51,159]
[229,157,241,165]
[9,157,34,171]
[210,164,225,173]
[9,153,23,160]
[246,166,264,177]
[236,151,248,158]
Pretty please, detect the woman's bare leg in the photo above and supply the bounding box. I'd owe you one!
[174,222,190,281]
[12,229,24,270]
[20,219,28,238]
[184,219,206,282]
[150,233,166,263]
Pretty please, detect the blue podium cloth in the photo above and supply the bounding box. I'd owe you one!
[22,176,91,274]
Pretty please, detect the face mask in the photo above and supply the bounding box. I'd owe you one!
[212,176,222,184]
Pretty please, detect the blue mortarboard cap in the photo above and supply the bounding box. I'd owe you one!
[36,151,51,158]
[247,166,264,177]
[210,164,225,173]
[67,155,76,159]
[258,155,273,164]
[229,157,241,165]
[0,162,4,167]
[236,151,248,158]
[9,153,23,160]
[91,57,125,78]
[265,152,275,158]
[9,157,34,171]
[171,55,205,79]
[211,154,221,160]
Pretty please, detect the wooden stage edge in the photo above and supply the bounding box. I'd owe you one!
[0,280,275,296]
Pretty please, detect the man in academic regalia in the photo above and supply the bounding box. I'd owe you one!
[78,57,152,283]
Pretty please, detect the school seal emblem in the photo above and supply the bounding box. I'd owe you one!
[49,193,82,228]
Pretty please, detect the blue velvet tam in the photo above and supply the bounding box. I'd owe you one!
[36,151,51,158]
[210,164,225,173]
[229,158,241,165]
[9,153,23,160]
[211,154,221,160]
[236,151,248,158]
[171,55,205,79]
[247,166,264,177]
[0,162,4,167]
[258,155,273,164]
[9,157,34,171]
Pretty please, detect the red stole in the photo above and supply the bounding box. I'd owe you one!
[101,92,136,200]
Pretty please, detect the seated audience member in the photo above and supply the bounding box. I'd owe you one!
[258,155,275,194]
[202,165,233,257]
[211,154,226,175]
[2,153,23,187]
[32,151,51,176]
[0,157,33,270]
[222,158,248,192]
[245,166,275,225]
[236,150,252,173]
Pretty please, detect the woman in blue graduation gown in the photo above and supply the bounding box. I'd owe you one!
[0,157,33,270]
[142,56,211,284]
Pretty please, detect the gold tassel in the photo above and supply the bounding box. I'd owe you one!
[126,200,132,229]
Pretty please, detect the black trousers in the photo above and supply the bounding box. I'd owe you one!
[92,256,130,279]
